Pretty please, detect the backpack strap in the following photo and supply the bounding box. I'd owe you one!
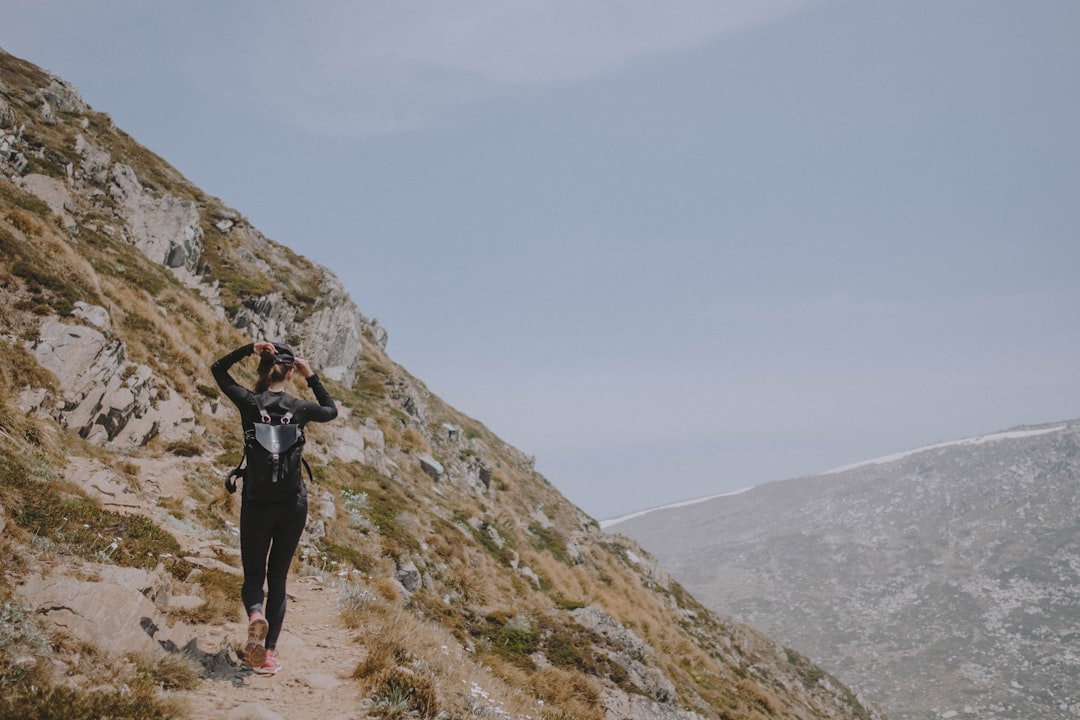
[225,446,246,494]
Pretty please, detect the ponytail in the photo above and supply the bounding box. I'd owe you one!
[254,352,291,393]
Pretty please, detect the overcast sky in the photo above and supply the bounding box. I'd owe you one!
[6,1,1079,519]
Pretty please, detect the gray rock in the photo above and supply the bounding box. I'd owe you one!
[296,273,364,382]
[603,689,707,720]
[109,162,204,282]
[418,453,443,480]
[572,606,646,661]
[0,95,14,128]
[18,576,165,656]
[396,559,422,593]
[26,317,194,446]
[92,564,173,612]
[75,133,111,186]
[15,173,74,228]
[38,77,86,116]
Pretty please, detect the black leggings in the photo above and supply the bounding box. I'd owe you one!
[240,494,307,649]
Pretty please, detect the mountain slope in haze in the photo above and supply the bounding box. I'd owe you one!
[612,420,1080,720]
[0,48,884,720]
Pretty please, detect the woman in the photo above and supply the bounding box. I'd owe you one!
[211,340,338,675]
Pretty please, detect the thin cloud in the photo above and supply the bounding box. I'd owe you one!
[252,0,823,134]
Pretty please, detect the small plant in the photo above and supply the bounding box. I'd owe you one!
[319,539,375,575]
[128,648,203,691]
[165,439,201,457]
[528,524,573,565]
[370,667,439,719]
[341,487,374,530]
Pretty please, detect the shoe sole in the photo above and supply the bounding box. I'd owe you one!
[245,617,269,668]
[253,661,282,676]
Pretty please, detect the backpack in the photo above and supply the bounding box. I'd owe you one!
[226,395,312,502]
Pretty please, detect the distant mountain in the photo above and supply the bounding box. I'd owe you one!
[0,48,883,720]
[610,420,1080,720]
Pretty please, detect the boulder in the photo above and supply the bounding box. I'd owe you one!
[396,559,422,593]
[0,94,14,128]
[90,563,173,612]
[417,454,443,480]
[18,575,165,656]
[603,689,707,720]
[16,173,76,229]
[75,133,111,186]
[572,606,646,661]
[37,76,86,118]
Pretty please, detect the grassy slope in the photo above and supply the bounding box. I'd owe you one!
[0,47,882,720]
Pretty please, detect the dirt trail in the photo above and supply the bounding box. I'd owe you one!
[176,573,369,719]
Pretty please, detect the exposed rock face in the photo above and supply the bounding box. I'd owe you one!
[0,94,14,128]
[23,310,195,446]
[36,76,86,122]
[109,162,204,283]
[234,290,296,344]
[297,274,365,381]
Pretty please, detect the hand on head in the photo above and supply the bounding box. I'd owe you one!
[293,357,313,378]
[253,341,277,356]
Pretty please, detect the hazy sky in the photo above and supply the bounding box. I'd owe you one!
[6,1,1079,519]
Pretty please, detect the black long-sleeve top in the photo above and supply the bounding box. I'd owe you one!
[211,343,339,436]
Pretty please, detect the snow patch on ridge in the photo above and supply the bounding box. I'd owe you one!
[601,487,752,529]
[820,425,1067,476]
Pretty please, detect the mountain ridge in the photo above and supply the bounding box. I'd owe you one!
[0,47,883,720]
[605,421,1072,527]
[614,417,1080,719]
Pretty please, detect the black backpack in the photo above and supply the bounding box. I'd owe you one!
[226,395,312,502]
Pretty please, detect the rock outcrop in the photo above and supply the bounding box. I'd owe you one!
[23,309,194,446]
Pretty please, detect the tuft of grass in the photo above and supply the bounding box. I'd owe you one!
[128,648,203,691]
[370,666,439,719]
[171,567,242,625]
[164,439,201,457]
[319,538,376,575]
[528,524,574,565]
[0,681,180,719]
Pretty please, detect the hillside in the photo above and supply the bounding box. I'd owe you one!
[0,48,884,720]
[612,421,1080,720]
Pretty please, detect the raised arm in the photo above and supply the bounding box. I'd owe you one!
[211,343,256,406]
[294,356,338,423]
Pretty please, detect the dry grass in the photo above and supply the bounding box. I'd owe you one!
[344,595,556,719]
[127,648,203,691]
[170,566,243,625]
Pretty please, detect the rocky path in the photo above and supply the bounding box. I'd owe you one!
[177,574,369,720]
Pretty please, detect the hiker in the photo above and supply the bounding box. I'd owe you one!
[211,340,338,675]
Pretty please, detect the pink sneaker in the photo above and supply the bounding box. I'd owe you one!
[244,611,269,669]
[254,649,282,675]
